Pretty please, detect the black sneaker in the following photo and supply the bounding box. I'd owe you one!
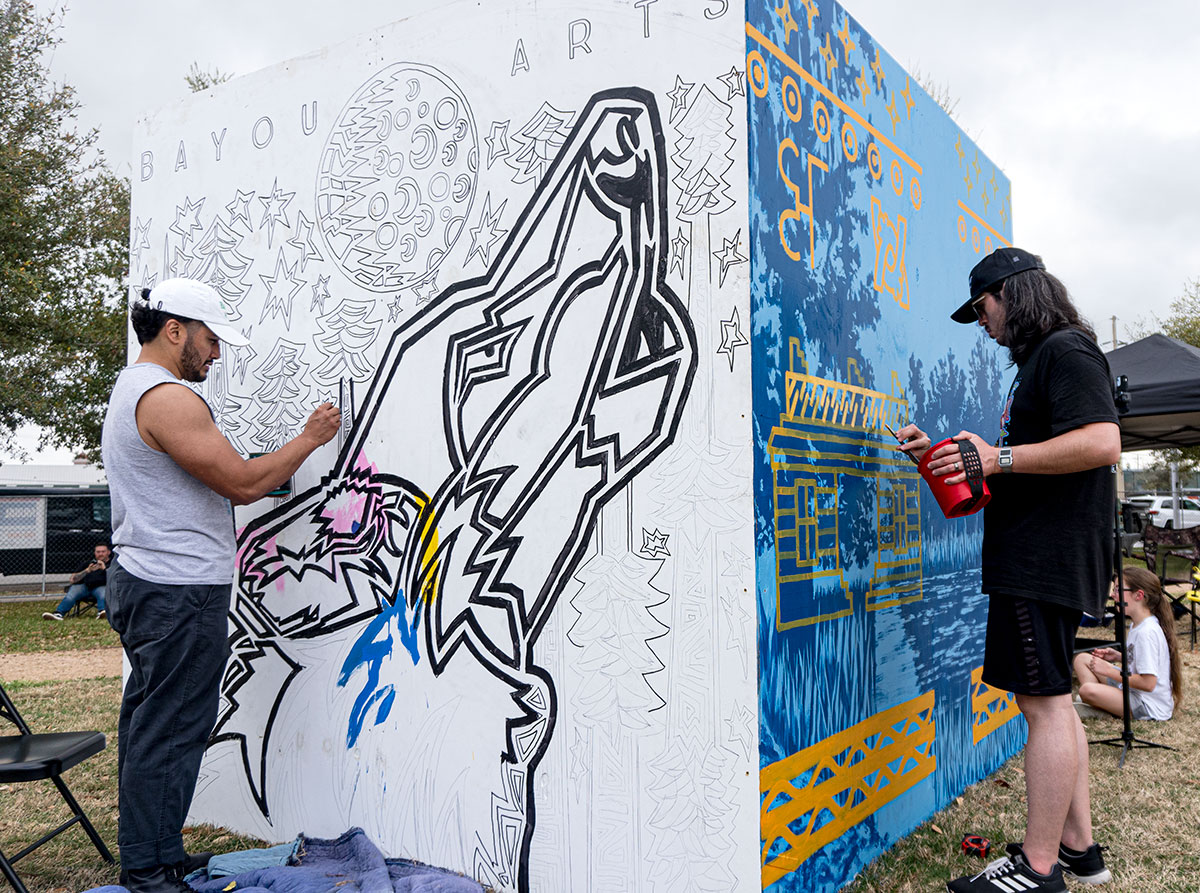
[1058,841,1112,884]
[947,843,1067,892]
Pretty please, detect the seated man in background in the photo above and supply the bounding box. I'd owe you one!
[42,542,111,621]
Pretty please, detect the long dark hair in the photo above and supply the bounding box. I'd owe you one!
[998,268,1096,365]
[1122,566,1183,709]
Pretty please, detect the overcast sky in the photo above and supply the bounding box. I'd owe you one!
[16,0,1198,462]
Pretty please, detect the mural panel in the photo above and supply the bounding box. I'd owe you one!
[132,3,758,892]
[746,1,1026,890]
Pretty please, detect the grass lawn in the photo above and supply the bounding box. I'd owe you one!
[0,598,121,654]
[2,599,1199,891]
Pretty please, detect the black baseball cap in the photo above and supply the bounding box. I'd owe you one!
[951,247,1046,323]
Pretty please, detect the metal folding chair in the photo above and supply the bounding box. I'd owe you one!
[0,681,114,893]
[1140,522,1200,650]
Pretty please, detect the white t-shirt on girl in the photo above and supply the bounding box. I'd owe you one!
[1125,614,1174,720]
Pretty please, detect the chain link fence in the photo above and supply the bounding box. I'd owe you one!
[0,492,111,596]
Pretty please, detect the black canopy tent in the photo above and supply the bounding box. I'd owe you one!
[1106,333,1200,451]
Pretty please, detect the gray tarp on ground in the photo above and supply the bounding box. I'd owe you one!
[1106,333,1200,451]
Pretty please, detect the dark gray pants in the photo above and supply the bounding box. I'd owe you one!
[106,560,231,870]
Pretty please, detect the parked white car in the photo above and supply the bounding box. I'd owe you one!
[1127,495,1200,529]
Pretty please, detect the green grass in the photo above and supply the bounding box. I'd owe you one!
[0,677,267,892]
[0,598,121,653]
[843,645,1200,893]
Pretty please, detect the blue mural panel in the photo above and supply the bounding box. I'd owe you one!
[746,1,1027,888]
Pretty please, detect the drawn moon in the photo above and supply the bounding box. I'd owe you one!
[316,63,479,293]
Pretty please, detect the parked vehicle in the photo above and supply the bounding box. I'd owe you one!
[1126,495,1200,529]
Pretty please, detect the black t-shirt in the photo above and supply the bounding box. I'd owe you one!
[81,563,108,590]
[981,328,1118,616]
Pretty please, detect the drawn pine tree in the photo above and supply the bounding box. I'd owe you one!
[187,216,254,322]
[250,341,310,451]
[566,552,669,736]
[670,84,736,296]
[505,103,576,185]
[311,299,382,386]
[672,86,736,220]
[644,738,736,891]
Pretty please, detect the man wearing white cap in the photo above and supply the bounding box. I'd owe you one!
[100,278,341,893]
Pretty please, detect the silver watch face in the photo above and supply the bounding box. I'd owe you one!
[999,448,1013,467]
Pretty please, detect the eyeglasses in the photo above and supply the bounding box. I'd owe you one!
[971,294,990,319]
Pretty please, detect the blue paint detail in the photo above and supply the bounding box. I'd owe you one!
[351,521,361,534]
[748,2,1024,890]
[337,594,420,748]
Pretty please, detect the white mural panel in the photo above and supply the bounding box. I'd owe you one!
[131,3,756,891]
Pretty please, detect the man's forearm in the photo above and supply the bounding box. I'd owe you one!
[231,433,325,505]
[999,422,1120,475]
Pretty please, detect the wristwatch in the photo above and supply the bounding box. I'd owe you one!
[998,446,1014,472]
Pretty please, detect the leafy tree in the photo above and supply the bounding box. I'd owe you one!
[185,61,232,93]
[0,0,129,461]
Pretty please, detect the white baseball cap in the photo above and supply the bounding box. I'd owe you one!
[144,278,251,347]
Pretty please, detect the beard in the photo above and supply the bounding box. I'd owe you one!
[180,336,211,382]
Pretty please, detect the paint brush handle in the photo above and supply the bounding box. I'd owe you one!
[884,423,919,465]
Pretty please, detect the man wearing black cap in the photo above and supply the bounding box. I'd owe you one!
[898,248,1120,893]
[101,278,341,893]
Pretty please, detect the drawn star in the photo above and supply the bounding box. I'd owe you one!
[836,16,856,58]
[972,151,982,181]
[669,227,690,278]
[900,76,916,119]
[414,271,439,306]
[718,66,745,100]
[168,196,205,248]
[954,134,965,166]
[981,188,991,214]
[257,178,296,248]
[870,47,885,90]
[229,339,257,385]
[485,120,510,168]
[716,307,749,372]
[465,193,508,268]
[819,33,838,79]
[990,172,999,195]
[666,75,693,124]
[963,171,974,194]
[226,189,255,231]
[799,0,819,29]
[387,294,403,322]
[725,703,755,761]
[775,0,799,45]
[287,210,323,270]
[568,728,588,790]
[712,228,748,288]
[170,244,195,279]
[309,274,331,313]
[257,248,304,329]
[132,217,152,266]
[640,527,671,558]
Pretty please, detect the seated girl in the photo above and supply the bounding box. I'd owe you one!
[1073,566,1181,721]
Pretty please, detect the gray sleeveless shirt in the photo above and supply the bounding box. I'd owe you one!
[101,363,236,584]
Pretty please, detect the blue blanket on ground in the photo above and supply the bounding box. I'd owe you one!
[86,828,485,893]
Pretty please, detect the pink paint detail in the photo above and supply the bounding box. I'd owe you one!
[321,490,368,534]
[354,450,379,474]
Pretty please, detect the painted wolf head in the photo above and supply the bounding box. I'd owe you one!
[204,88,695,890]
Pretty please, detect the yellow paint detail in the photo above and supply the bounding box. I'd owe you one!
[771,343,922,630]
[970,666,1021,744]
[760,691,937,887]
[745,22,923,176]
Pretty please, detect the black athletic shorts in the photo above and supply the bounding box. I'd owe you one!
[981,593,1082,696]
